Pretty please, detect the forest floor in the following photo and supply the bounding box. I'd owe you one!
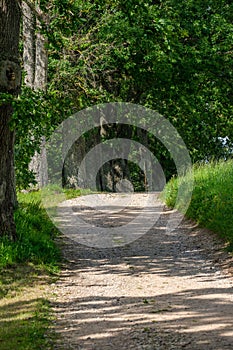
[49,193,233,350]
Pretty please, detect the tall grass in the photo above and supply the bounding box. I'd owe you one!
[0,187,92,270]
[0,192,60,271]
[163,159,233,251]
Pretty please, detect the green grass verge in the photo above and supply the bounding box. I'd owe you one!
[0,191,62,350]
[0,188,92,350]
[162,159,233,251]
[0,193,60,271]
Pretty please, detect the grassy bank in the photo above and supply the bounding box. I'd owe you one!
[0,191,61,350]
[0,192,60,271]
[0,187,92,349]
[163,159,233,251]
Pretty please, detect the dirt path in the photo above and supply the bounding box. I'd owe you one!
[50,193,233,350]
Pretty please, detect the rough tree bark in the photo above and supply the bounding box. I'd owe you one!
[22,1,35,88]
[23,1,48,187]
[0,0,21,239]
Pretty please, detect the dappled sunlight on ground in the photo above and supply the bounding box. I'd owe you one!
[51,194,233,350]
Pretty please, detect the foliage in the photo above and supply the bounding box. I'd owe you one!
[44,0,233,162]
[163,159,233,251]
[13,0,233,188]
[11,85,74,189]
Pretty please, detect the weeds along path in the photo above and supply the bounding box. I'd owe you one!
[50,193,233,350]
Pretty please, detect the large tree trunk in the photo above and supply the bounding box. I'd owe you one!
[22,2,48,188]
[0,0,21,239]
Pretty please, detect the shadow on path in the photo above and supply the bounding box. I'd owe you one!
[51,199,233,350]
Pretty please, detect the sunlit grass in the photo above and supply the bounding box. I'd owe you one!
[0,264,56,350]
[0,195,60,271]
[163,159,233,251]
[0,190,64,349]
[0,187,95,349]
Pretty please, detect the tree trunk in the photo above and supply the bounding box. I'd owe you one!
[0,0,21,239]
[33,14,48,188]
[34,17,48,91]
[137,127,150,191]
[22,1,35,88]
[23,2,48,188]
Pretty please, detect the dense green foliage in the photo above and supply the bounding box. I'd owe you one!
[163,160,233,251]
[46,0,233,156]
[11,0,232,188]
[10,87,73,189]
[0,192,60,270]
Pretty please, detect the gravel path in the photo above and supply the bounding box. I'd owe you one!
[50,193,233,350]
